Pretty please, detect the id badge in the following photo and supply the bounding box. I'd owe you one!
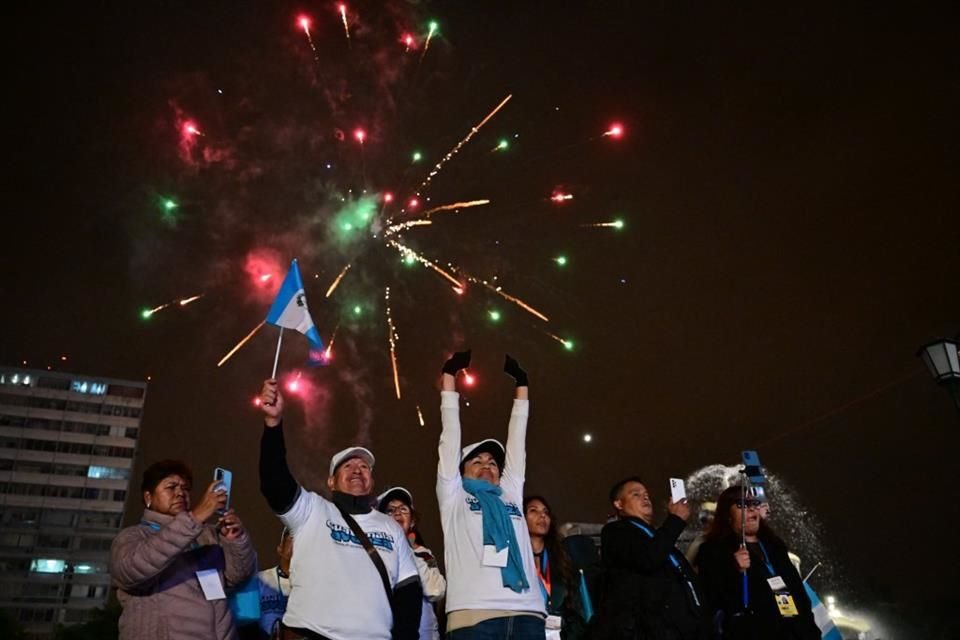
[196,568,226,601]
[482,545,508,568]
[766,576,787,591]
[774,592,799,617]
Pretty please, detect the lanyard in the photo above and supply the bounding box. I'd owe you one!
[141,518,199,549]
[755,540,777,577]
[535,549,552,604]
[140,519,162,532]
[628,520,682,570]
[275,567,290,602]
[628,520,700,607]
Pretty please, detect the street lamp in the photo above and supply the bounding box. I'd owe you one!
[917,338,960,410]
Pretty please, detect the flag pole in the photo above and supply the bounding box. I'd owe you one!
[271,328,284,379]
[740,472,749,610]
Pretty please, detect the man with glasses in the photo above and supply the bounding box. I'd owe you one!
[594,477,708,640]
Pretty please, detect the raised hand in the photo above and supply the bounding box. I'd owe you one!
[191,481,228,524]
[667,498,691,522]
[442,350,472,376]
[503,354,528,387]
[260,379,284,427]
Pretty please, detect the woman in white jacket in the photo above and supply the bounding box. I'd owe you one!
[436,350,546,639]
[378,486,447,640]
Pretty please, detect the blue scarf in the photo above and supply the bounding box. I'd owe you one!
[462,478,529,593]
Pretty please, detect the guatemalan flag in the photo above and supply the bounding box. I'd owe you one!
[804,583,842,640]
[266,259,325,365]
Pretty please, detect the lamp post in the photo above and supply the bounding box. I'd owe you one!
[917,338,960,411]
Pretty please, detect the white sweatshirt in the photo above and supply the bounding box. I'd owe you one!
[436,390,546,617]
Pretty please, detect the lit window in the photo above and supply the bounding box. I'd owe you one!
[30,558,65,573]
[73,564,95,574]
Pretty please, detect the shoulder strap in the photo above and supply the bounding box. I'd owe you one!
[334,504,393,607]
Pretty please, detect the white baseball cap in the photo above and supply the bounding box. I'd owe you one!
[459,438,505,472]
[328,446,375,476]
[376,486,414,513]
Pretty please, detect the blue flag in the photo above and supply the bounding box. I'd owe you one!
[578,569,594,622]
[266,259,325,365]
[804,583,842,640]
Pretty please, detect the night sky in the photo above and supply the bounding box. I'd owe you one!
[4,1,959,631]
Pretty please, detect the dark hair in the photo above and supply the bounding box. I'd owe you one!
[524,495,575,590]
[608,476,645,505]
[141,459,193,494]
[408,507,428,547]
[704,485,782,545]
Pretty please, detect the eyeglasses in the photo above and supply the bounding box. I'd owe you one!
[733,500,762,509]
[386,506,411,516]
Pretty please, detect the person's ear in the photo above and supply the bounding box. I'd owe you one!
[143,491,152,508]
[326,476,335,492]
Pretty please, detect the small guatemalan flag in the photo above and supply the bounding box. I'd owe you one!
[266,259,325,365]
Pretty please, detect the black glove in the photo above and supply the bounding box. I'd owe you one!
[442,350,472,375]
[503,354,528,387]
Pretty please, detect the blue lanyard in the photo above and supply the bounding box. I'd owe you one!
[628,520,700,607]
[140,519,162,532]
[755,540,777,576]
[628,520,682,570]
[141,518,199,549]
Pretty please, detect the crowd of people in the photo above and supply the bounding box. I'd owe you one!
[109,352,823,640]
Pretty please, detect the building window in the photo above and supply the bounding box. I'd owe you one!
[39,510,75,527]
[30,558,66,574]
[18,607,56,622]
[87,465,129,480]
[77,512,121,530]
[71,561,106,574]
[71,380,107,395]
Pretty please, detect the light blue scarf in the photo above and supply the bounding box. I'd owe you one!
[462,478,529,593]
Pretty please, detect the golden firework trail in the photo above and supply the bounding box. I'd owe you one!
[178,295,203,306]
[217,321,266,368]
[145,303,170,317]
[415,95,512,196]
[339,4,351,44]
[387,240,462,288]
[543,330,573,349]
[420,199,491,216]
[323,324,340,360]
[384,219,433,236]
[325,264,352,298]
[462,274,550,322]
[416,405,425,427]
[385,287,401,399]
[580,221,624,229]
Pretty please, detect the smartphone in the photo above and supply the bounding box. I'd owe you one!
[741,450,765,485]
[669,477,686,503]
[214,467,232,515]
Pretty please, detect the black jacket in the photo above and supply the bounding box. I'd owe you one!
[694,533,820,640]
[595,515,708,640]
